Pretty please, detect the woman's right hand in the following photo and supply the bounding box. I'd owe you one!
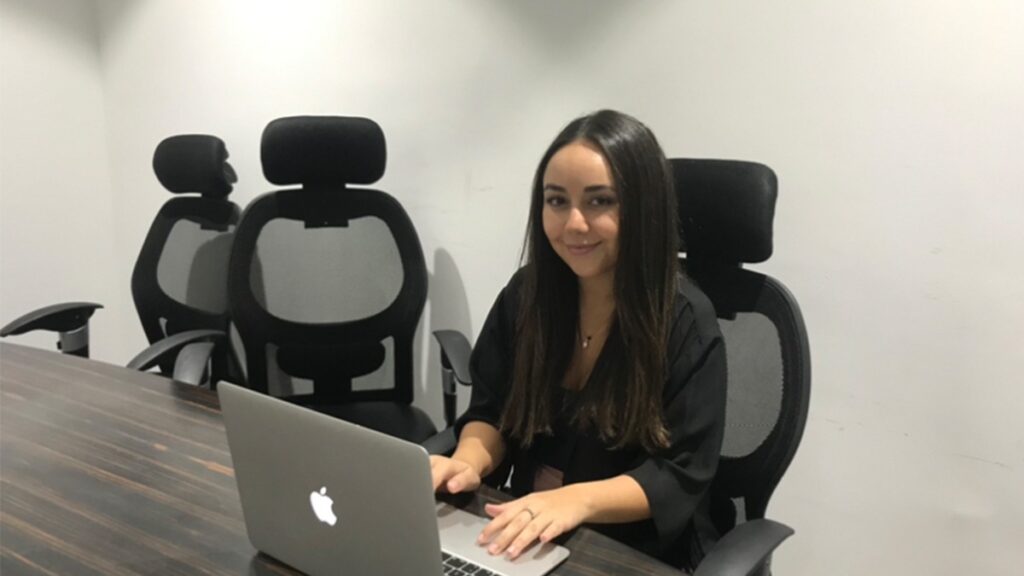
[430,455,482,494]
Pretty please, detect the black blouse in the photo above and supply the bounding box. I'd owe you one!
[455,271,729,570]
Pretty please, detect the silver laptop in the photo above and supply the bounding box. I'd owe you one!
[218,382,570,576]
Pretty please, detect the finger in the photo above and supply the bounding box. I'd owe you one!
[478,508,512,544]
[483,502,507,518]
[488,510,533,555]
[446,477,461,492]
[507,517,549,559]
[431,463,449,492]
[539,520,565,543]
[446,467,478,494]
[479,503,522,544]
[431,461,459,492]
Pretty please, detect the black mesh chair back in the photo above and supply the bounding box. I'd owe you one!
[131,135,242,385]
[227,116,436,443]
[672,159,811,526]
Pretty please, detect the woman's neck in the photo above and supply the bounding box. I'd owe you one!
[568,272,616,391]
[578,272,615,320]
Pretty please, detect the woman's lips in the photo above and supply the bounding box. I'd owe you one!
[566,242,599,256]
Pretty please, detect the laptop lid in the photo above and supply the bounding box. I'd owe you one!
[219,382,445,576]
[220,382,570,576]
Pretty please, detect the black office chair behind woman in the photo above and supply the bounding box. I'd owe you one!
[227,115,438,443]
[128,134,244,386]
[672,158,812,576]
[2,134,241,387]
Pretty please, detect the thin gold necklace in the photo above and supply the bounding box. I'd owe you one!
[579,318,612,349]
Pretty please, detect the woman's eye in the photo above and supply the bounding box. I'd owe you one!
[545,196,566,207]
[590,196,617,207]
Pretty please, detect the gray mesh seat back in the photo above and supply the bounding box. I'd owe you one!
[672,158,811,525]
[227,116,430,412]
[228,187,426,405]
[691,267,811,522]
[155,209,235,316]
[131,134,243,384]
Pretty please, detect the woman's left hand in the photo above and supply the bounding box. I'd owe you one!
[478,486,590,560]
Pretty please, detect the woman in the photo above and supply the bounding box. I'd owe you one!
[430,109,728,571]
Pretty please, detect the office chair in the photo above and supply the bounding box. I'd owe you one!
[1,134,241,387]
[125,134,243,387]
[227,115,440,443]
[671,158,811,576]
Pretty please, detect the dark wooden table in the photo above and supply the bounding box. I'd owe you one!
[0,343,679,575]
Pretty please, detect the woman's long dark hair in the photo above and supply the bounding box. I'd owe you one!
[501,110,679,452]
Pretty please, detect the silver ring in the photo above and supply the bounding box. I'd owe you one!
[521,507,536,520]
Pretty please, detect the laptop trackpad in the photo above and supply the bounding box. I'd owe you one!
[436,503,570,576]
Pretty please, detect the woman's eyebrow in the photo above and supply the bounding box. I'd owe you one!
[542,183,617,193]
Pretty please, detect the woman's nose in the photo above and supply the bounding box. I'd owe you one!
[565,206,588,233]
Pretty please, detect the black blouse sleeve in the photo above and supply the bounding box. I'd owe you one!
[623,279,727,551]
[453,276,520,439]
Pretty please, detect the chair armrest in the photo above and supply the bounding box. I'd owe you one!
[1,302,104,357]
[433,329,472,385]
[421,427,457,456]
[1,302,103,336]
[127,329,225,376]
[173,341,217,386]
[433,329,473,428]
[694,519,794,576]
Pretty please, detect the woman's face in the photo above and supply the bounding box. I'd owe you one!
[541,139,620,283]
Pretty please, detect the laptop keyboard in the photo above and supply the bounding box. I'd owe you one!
[441,551,501,576]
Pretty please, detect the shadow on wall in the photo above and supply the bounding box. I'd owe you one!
[2,0,103,49]
[490,0,632,50]
[414,247,474,429]
[91,0,140,45]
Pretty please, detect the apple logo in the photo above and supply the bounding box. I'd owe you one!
[309,486,338,526]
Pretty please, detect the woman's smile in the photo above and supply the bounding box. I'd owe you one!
[565,241,600,256]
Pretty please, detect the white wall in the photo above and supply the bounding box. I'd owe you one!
[3,0,1022,573]
[0,0,129,359]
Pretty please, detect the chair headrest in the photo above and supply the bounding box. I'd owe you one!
[261,116,386,187]
[152,135,236,198]
[671,158,778,265]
